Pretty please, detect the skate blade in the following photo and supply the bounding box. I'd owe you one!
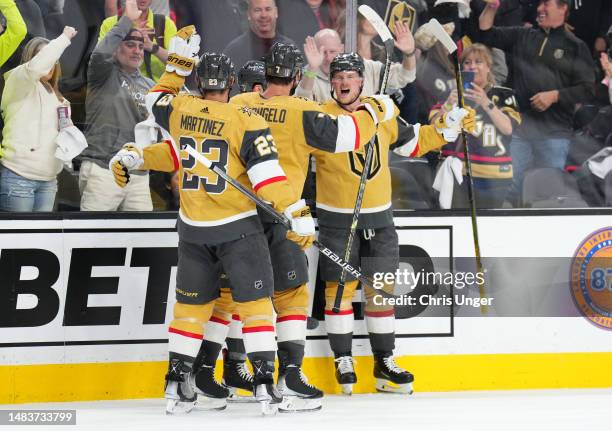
[375,379,414,395]
[340,384,353,395]
[259,400,279,416]
[227,387,256,403]
[195,396,227,411]
[279,396,322,413]
[166,398,196,415]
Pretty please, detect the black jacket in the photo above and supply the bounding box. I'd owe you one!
[479,24,595,139]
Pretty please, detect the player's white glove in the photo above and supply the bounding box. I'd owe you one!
[434,106,476,142]
[360,94,397,125]
[108,143,144,187]
[166,25,201,77]
[284,199,316,250]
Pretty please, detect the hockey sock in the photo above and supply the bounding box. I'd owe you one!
[236,298,276,363]
[168,301,214,361]
[273,285,309,367]
[225,314,247,361]
[324,281,358,355]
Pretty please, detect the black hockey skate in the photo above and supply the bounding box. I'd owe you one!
[252,360,283,415]
[334,355,357,395]
[277,365,323,412]
[222,349,255,403]
[191,363,229,410]
[164,359,197,414]
[373,352,414,394]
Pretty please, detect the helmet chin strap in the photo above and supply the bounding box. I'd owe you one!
[331,83,364,109]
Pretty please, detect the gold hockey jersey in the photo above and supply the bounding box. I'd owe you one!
[314,99,448,228]
[230,92,383,199]
[144,74,297,244]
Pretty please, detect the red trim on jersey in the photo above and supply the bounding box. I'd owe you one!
[253,175,287,192]
[442,151,512,163]
[232,314,241,321]
[150,89,170,93]
[324,309,353,316]
[364,309,395,317]
[276,315,307,323]
[410,142,420,157]
[165,140,179,171]
[209,316,230,326]
[168,327,203,339]
[242,325,275,333]
[351,115,360,149]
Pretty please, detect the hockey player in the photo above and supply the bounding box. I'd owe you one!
[194,42,400,412]
[109,27,316,415]
[238,60,266,93]
[315,53,475,395]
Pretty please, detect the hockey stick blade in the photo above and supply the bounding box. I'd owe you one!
[358,5,393,43]
[423,18,457,54]
[183,144,374,289]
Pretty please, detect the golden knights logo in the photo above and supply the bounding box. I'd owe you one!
[348,140,382,179]
[385,0,417,33]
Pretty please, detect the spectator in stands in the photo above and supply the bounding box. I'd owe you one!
[295,25,415,102]
[431,43,521,208]
[79,0,154,211]
[0,27,78,212]
[479,0,595,206]
[100,0,177,81]
[223,0,296,70]
[0,0,27,67]
[601,51,612,105]
[566,0,612,56]
[277,0,338,50]
[174,0,242,53]
[105,0,170,17]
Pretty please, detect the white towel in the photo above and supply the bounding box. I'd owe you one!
[586,147,612,179]
[55,125,88,167]
[433,156,463,209]
[134,114,159,149]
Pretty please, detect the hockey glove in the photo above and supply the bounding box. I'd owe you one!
[284,199,316,250]
[434,106,476,142]
[360,94,397,125]
[166,25,201,77]
[109,143,144,188]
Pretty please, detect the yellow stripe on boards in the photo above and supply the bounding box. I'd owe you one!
[1,352,611,404]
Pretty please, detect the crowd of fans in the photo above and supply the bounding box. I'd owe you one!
[0,0,611,212]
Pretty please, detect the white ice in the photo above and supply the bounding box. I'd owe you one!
[2,389,610,431]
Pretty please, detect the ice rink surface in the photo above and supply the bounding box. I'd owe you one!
[1,388,610,431]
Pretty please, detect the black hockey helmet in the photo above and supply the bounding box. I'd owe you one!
[264,42,304,79]
[196,52,235,91]
[238,60,266,93]
[329,52,365,78]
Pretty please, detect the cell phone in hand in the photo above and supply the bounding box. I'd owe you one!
[461,71,475,92]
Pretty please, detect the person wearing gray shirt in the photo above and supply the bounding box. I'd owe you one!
[79,3,155,211]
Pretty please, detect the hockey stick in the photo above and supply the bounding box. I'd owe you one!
[183,144,374,289]
[425,18,488,313]
[331,4,396,313]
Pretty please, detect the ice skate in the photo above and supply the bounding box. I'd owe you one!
[334,355,357,395]
[277,365,323,412]
[374,353,414,394]
[252,360,283,415]
[190,363,229,410]
[222,350,256,403]
[164,359,197,414]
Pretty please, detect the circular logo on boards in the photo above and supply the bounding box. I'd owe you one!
[570,227,612,330]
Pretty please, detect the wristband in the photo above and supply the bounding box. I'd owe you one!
[403,49,416,58]
[487,101,495,110]
[304,70,317,79]
[150,44,160,54]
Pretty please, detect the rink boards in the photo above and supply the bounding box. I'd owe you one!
[0,210,611,403]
